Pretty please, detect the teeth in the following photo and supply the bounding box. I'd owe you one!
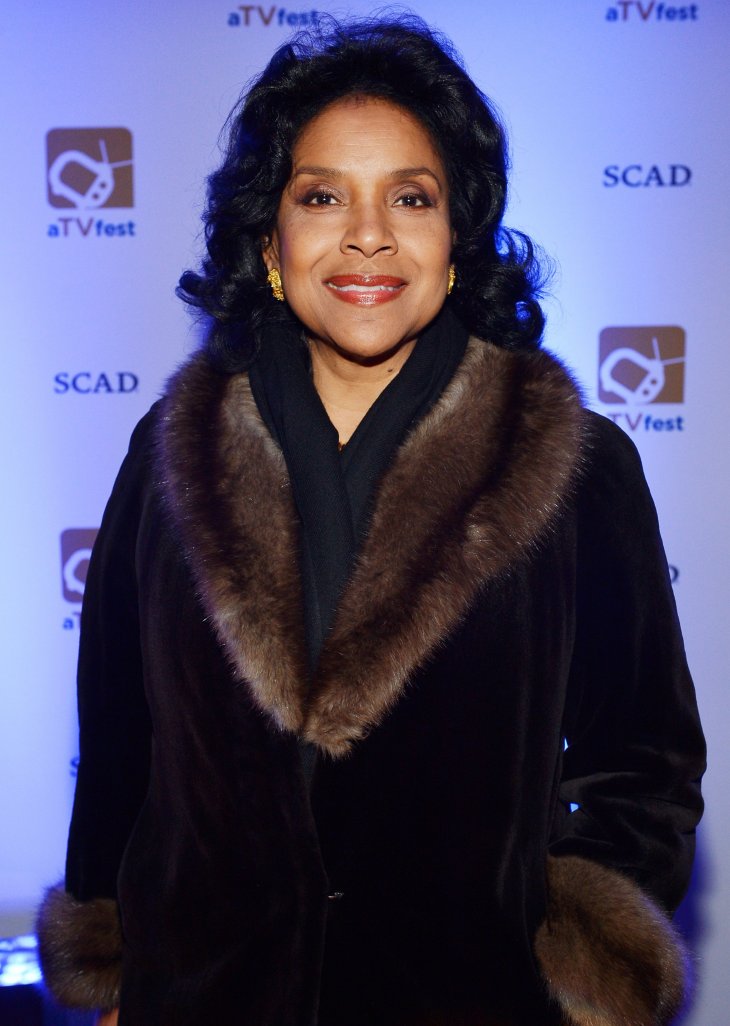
[330,283,399,292]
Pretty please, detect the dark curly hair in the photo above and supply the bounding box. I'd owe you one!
[178,15,547,370]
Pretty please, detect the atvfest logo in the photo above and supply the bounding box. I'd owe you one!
[61,529,98,604]
[605,2,699,20]
[61,528,98,630]
[46,128,136,238]
[598,326,686,434]
[227,5,320,27]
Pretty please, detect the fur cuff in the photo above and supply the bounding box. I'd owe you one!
[535,855,689,1026]
[36,883,122,1010]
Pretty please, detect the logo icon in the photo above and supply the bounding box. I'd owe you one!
[598,327,685,405]
[46,129,133,209]
[60,529,98,602]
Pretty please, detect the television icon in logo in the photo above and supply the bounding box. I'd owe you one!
[61,529,98,603]
[598,327,685,405]
[46,128,133,209]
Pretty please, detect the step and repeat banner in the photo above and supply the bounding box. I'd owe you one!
[2,0,728,1020]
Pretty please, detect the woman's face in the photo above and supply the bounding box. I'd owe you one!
[263,96,453,364]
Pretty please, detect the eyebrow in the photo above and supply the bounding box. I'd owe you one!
[292,165,444,190]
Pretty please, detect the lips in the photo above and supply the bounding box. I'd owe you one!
[324,274,407,306]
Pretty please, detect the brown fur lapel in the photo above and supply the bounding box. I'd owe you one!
[535,855,689,1025]
[157,357,310,735]
[158,338,584,755]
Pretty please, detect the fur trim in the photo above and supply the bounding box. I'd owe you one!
[535,855,689,1026]
[305,340,583,754]
[159,338,584,756]
[157,357,310,736]
[36,883,122,1010]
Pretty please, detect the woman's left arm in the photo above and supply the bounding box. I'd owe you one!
[536,413,705,1026]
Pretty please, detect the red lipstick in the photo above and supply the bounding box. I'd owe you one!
[324,274,407,306]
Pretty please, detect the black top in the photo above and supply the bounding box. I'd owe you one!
[249,306,469,670]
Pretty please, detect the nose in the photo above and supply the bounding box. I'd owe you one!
[340,200,397,258]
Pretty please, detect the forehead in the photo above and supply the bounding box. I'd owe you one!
[292,96,445,173]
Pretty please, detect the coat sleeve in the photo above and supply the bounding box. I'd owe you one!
[36,409,158,1011]
[536,412,705,1026]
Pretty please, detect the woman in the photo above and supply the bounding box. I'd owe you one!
[36,17,704,1026]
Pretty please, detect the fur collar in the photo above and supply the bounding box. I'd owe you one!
[157,337,584,756]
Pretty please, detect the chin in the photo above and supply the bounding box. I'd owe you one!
[331,332,417,365]
[316,314,426,358]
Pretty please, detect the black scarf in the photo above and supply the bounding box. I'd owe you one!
[248,307,469,671]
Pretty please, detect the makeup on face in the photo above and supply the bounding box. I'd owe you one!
[263,96,453,367]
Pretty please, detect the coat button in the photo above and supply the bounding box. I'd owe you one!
[327,891,344,900]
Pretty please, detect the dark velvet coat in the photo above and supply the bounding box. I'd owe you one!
[37,337,705,1026]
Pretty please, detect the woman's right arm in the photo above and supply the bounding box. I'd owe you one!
[36,409,158,1014]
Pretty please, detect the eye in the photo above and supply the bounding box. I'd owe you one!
[302,189,339,206]
[394,191,432,208]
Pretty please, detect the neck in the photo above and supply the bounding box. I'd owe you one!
[308,337,417,445]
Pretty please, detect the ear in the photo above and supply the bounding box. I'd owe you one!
[261,230,280,272]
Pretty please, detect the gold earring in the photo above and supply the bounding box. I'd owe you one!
[267,268,285,302]
[447,265,456,295]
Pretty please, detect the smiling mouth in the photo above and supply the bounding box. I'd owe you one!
[324,275,407,305]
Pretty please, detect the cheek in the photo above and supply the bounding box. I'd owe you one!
[420,243,452,283]
[276,226,301,267]
[279,234,327,293]
[409,218,452,266]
